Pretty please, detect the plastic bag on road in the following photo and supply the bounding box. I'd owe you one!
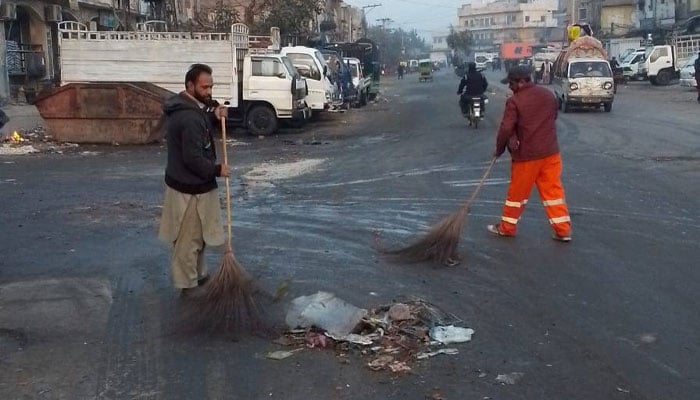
[495,372,524,385]
[429,325,475,344]
[285,291,368,336]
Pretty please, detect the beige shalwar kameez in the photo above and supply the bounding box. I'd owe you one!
[158,186,225,289]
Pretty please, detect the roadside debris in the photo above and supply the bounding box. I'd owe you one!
[495,372,524,385]
[286,291,368,336]
[0,127,84,155]
[368,355,394,371]
[430,325,475,344]
[416,348,459,360]
[275,294,473,373]
[388,361,412,373]
[0,144,38,155]
[266,349,303,360]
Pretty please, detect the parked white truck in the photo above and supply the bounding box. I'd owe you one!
[280,46,336,114]
[619,48,647,80]
[58,21,310,136]
[603,37,644,61]
[640,33,700,86]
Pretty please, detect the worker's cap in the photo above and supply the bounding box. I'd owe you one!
[500,66,532,84]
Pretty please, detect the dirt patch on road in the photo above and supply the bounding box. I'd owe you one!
[244,158,327,186]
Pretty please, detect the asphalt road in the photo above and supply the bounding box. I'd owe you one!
[1,69,699,400]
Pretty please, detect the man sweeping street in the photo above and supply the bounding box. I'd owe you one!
[489,66,572,242]
[158,64,229,294]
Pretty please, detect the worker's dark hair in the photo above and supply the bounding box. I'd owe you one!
[185,63,212,86]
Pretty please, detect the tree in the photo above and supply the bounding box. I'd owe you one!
[446,25,472,55]
[365,26,429,65]
[210,0,240,32]
[254,0,325,36]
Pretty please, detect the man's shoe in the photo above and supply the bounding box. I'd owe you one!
[197,276,210,286]
[552,233,572,243]
[487,224,514,237]
[180,287,199,298]
[444,257,461,267]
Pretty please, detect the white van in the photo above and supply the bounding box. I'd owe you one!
[281,46,334,113]
[552,58,615,113]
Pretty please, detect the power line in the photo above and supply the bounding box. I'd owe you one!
[391,0,458,9]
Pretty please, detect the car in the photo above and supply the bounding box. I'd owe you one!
[679,54,698,88]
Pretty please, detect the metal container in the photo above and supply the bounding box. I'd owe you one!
[34,82,173,144]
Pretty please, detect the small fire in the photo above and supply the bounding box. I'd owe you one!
[10,131,23,143]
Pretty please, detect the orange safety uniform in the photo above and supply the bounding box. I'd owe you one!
[495,81,571,237]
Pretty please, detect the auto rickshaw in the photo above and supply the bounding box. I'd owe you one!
[418,59,433,82]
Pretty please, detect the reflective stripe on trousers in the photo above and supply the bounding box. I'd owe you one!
[499,153,571,237]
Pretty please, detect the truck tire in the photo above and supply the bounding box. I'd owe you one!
[656,70,671,86]
[247,105,278,136]
[285,118,307,129]
[604,102,612,112]
[368,93,377,101]
[649,76,658,85]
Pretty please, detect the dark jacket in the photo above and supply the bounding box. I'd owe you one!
[695,56,700,77]
[163,92,221,195]
[0,109,8,130]
[458,71,488,96]
[496,82,559,161]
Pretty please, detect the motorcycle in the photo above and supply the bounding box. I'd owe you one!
[459,94,487,129]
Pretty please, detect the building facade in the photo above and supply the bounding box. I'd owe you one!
[457,0,559,49]
[573,0,692,37]
[1,0,153,104]
[317,0,365,43]
[430,33,450,64]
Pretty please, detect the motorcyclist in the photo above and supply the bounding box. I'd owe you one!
[457,62,489,117]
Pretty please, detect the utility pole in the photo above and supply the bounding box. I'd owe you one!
[362,4,382,14]
[361,3,381,37]
[376,18,393,65]
[376,17,393,31]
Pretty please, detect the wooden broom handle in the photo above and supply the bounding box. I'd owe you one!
[462,157,497,210]
[220,116,232,247]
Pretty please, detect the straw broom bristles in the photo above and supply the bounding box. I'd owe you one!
[188,247,266,334]
[386,158,497,266]
[387,205,471,265]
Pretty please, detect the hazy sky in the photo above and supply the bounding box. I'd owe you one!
[346,0,468,39]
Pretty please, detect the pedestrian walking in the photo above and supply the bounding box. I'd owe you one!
[489,66,572,242]
[158,63,230,294]
[695,52,700,103]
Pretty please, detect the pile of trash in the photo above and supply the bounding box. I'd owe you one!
[269,292,474,373]
[0,131,38,155]
[0,127,83,155]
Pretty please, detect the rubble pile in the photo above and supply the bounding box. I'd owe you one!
[271,292,474,373]
[1,127,83,155]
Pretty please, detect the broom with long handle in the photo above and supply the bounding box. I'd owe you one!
[387,157,498,266]
[187,116,263,334]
